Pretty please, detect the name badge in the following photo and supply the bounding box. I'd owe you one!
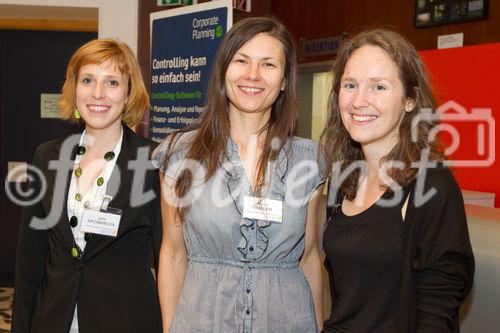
[81,208,122,237]
[243,196,283,223]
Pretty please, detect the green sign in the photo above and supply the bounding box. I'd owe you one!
[159,0,195,5]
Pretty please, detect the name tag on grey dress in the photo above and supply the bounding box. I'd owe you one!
[243,196,283,223]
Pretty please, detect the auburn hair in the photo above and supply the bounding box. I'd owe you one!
[60,38,149,127]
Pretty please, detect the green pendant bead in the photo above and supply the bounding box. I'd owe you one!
[71,246,83,259]
[75,192,82,201]
[75,167,82,177]
[69,215,78,228]
[75,145,86,155]
[84,233,92,242]
[96,177,105,186]
[104,151,115,161]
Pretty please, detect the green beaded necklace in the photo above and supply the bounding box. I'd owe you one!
[69,145,116,259]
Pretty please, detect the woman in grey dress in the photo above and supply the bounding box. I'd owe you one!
[154,17,325,332]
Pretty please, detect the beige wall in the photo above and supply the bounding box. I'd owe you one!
[0,0,139,53]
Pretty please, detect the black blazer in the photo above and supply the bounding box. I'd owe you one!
[12,125,162,333]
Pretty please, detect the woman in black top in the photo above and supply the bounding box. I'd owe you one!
[320,29,474,333]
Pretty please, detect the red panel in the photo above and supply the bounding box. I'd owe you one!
[419,43,500,207]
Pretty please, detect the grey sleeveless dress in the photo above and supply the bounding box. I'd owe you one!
[153,134,325,333]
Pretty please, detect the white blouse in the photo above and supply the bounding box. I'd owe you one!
[67,128,123,332]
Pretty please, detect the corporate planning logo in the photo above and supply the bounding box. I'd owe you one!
[192,16,224,40]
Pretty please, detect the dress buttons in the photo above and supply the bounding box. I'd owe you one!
[250,223,255,230]
[249,246,254,252]
[245,309,251,315]
[246,288,251,294]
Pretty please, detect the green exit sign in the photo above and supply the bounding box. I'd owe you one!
[158,0,196,5]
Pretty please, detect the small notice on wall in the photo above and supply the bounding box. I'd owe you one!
[437,32,464,49]
[233,0,251,12]
[7,161,28,183]
[40,93,61,119]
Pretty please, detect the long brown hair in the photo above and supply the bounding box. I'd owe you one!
[60,38,149,127]
[163,16,297,219]
[320,29,444,200]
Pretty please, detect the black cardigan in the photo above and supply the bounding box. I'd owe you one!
[324,166,474,333]
[12,125,162,333]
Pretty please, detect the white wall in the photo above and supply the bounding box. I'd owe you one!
[0,0,139,54]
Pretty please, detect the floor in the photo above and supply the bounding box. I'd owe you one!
[0,287,13,332]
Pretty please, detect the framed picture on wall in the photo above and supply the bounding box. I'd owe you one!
[415,0,488,28]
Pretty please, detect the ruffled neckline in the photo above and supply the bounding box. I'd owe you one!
[220,137,291,262]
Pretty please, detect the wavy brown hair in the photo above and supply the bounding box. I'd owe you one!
[60,38,149,127]
[162,16,297,220]
[320,29,444,200]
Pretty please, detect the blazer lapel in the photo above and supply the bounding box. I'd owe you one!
[47,138,79,252]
